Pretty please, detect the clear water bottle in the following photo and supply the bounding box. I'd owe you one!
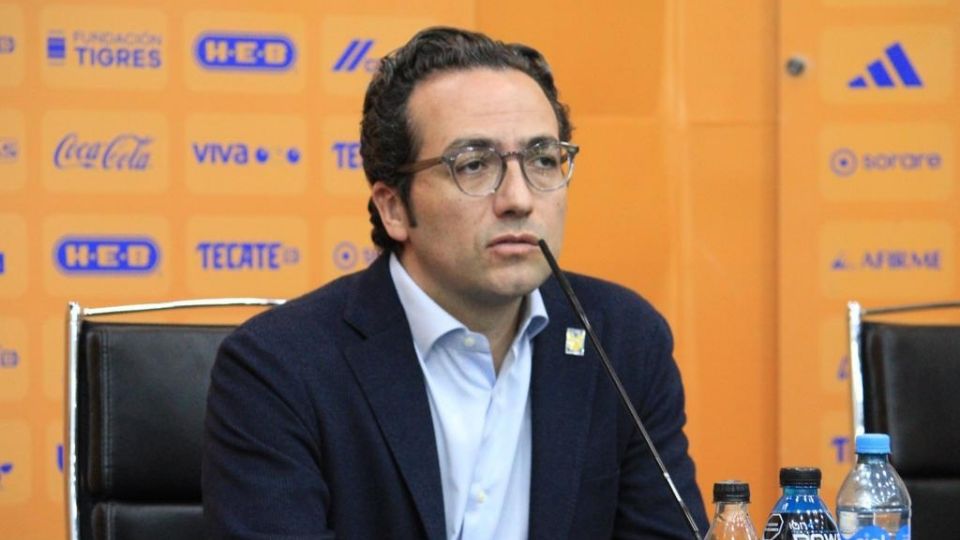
[705,480,759,540]
[836,433,911,540]
[762,467,839,540]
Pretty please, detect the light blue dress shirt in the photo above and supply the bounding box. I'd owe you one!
[389,254,549,540]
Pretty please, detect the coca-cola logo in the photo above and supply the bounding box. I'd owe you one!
[53,132,153,171]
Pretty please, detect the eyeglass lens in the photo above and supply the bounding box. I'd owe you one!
[450,142,572,195]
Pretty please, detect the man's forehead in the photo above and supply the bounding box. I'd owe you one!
[406,68,559,151]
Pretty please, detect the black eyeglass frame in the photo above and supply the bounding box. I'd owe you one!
[397,140,580,197]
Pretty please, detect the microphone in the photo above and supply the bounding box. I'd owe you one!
[537,239,702,540]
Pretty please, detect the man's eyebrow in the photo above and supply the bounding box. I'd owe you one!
[444,135,560,152]
[445,137,495,151]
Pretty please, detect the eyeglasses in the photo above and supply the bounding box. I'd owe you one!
[397,140,580,197]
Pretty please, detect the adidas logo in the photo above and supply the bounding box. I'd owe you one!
[848,42,923,89]
[333,39,375,72]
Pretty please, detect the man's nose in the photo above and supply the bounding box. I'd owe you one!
[493,158,534,217]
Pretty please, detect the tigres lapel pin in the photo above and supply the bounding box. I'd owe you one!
[565,327,586,356]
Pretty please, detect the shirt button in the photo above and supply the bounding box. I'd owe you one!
[463,336,476,348]
[476,489,487,504]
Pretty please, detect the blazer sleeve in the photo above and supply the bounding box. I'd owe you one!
[202,326,336,540]
[612,310,709,539]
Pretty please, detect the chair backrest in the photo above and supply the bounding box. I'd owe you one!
[65,298,284,540]
[847,300,960,539]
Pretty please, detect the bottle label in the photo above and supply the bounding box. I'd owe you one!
[841,524,909,540]
[764,514,785,539]
[847,526,889,539]
[763,512,840,540]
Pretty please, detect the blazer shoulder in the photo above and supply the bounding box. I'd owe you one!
[560,272,663,320]
[228,270,362,344]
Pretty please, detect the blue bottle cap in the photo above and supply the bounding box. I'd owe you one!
[856,433,891,454]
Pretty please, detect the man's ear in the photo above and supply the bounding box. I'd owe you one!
[370,181,411,243]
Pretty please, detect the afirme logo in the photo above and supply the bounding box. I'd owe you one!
[332,38,377,73]
[196,241,300,271]
[191,141,301,165]
[0,137,19,162]
[53,133,153,171]
[848,42,923,89]
[0,345,19,368]
[831,250,941,272]
[0,35,14,54]
[195,33,295,70]
[55,237,160,274]
[46,28,162,69]
[331,141,362,170]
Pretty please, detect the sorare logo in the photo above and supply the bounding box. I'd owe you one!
[0,345,18,368]
[46,29,162,69]
[196,241,300,271]
[828,147,942,178]
[53,132,153,171]
[191,141,301,166]
[0,35,14,55]
[55,236,160,274]
[848,42,923,89]
[332,38,378,73]
[0,137,18,162]
[195,33,295,71]
[332,241,377,271]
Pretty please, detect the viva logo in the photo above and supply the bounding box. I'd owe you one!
[54,133,153,171]
[192,142,255,164]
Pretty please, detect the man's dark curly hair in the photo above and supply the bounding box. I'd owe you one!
[360,26,573,252]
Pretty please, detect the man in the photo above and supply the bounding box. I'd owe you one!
[203,27,707,539]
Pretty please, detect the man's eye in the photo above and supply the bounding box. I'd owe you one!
[528,153,559,169]
[454,152,495,175]
[458,159,486,173]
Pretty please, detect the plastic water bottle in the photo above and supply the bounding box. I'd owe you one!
[836,433,911,540]
[762,467,839,539]
[705,480,759,540]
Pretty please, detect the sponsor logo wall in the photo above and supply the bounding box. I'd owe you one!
[779,3,959,502]
[0,3,470,537]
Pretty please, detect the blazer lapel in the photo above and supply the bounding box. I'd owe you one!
[342,256,446,540]
[528,278,602,540]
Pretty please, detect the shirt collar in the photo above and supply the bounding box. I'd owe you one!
[389,252,549,359]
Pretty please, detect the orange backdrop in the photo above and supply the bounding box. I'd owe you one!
[2,1,958,538]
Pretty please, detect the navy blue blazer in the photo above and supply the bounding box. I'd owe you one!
[202,255,707,539]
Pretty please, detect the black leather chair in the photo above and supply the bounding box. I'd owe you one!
[65,298,283,540]
[848,300,960,539]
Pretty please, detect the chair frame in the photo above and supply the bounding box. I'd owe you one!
[64,298,284,540]
[847,299,960,438]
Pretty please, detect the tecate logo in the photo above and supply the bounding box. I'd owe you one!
[55,237,160,273]
[53,133,153,171]
[196,241,300,271]
[331,141,361,170]
[195,33,295,71]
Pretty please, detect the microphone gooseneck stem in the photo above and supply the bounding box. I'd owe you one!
[537,239,702,540]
